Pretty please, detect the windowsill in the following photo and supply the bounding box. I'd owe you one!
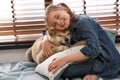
[0,34,42,50]
[0,42,33,50]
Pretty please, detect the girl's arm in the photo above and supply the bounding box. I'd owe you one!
[63,50,89,63]
[42,35,56,58]
[48,50,89,73]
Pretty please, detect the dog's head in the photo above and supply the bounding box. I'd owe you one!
[47,29,71,46]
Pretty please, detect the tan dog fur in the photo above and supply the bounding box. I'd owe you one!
[25,29,71,64]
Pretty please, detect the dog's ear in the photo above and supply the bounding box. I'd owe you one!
[48,29,56,36]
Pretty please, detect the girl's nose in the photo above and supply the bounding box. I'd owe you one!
[55,19,60,25]
[56,19,63,25]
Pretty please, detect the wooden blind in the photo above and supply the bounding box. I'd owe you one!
[53,0,120,29]
[0,0,14,43]
[85,0,120,29]
[53,0,84,14]
[0,0,46,44]
[0,0,120,44]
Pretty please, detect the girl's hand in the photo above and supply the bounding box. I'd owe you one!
[42,35,56,58]
[48,57,67,74]
[83,74,99,80]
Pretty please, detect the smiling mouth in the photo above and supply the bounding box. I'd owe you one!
[60,42,66,45]
[60,42,70,46]
[61,19,65,27]
[62,22,65,26]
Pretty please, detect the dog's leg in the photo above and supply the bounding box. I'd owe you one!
[25,47,34,62]
[54,46,68,53]
[36,50,46,64]
[71,40,86,47]
[61,78,73,80]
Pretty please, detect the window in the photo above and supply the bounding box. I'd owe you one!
[53,0,84,14]
[0,0,13,43]
[85,0,120,29]
[0,0,120,44]
[53,0,120,29]
[0,0,45,43]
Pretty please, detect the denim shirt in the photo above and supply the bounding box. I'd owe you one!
[70,14,120,78]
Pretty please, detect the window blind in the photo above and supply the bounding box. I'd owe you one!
[85,0,120,29]
[0,0,14,43]
[0,0,120,44]
[0,0,46,44]
[53,0,84,14]
[53,0,120,29]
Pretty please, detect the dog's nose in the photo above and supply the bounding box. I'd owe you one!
[65,38,69,43]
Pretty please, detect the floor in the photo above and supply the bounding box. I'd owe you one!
[0,48,27,63]
[0,43,120,63]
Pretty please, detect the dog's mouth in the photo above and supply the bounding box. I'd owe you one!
[60,42,70,46]
[59,38,70,46]
[60,42,66,45]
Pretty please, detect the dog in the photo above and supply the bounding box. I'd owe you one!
[25,29,71,64]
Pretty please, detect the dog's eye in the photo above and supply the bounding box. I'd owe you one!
[58,35,63,37]
[49,32,55,36]
[67,32,71,35]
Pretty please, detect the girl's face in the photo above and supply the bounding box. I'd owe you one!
[47,9,70,31]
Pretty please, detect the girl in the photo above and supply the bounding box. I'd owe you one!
[42,3,120,80]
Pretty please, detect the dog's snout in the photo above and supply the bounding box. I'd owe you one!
[65,38,69,43]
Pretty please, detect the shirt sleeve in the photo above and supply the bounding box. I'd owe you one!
[78,15,101,59]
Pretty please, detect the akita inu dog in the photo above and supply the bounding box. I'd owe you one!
[25,29,71,64]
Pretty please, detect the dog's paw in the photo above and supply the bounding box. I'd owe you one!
[36,54,45,64]
[54,46,68,53]
[62,46,69,50]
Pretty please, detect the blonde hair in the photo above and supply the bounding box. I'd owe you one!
[45,4,61,29]
[45,3,78,29]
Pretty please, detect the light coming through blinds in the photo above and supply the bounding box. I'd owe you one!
[0,0,120,44]
[53,0,120,29]
[0,0,45,43]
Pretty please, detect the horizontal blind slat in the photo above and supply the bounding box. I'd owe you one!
[95,16,120,20]
[0,32,14,36]
[15,21,45,25]
[99,20,120,24]
[0,0,120,44]
[16,30,43,35]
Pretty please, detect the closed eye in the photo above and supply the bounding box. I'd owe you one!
[67,32,70,35]
[52,22,56,27]
[58,35,63,37]
[55,14,59,19]
[52,14,59,27]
